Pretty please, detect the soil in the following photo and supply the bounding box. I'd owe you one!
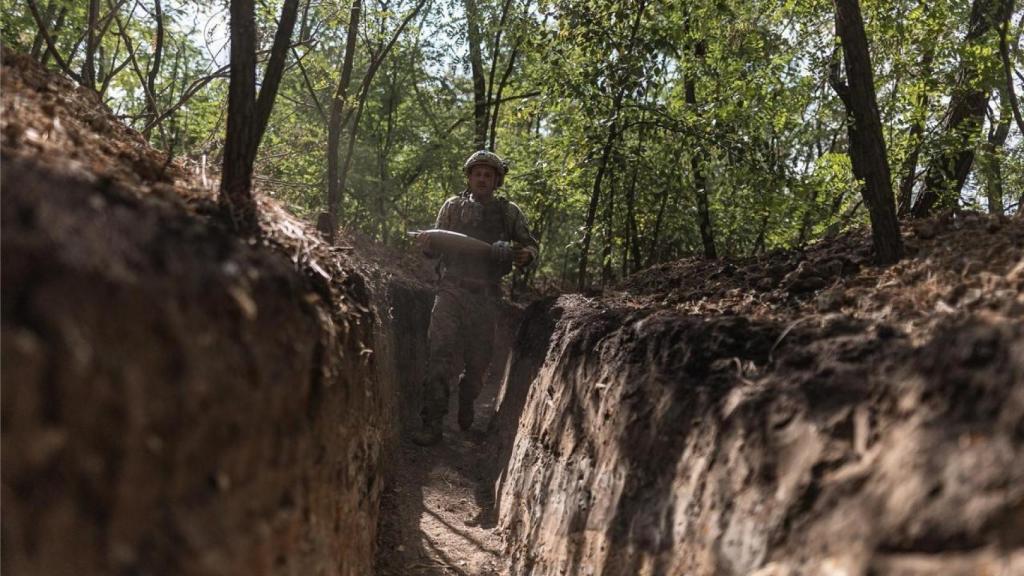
[5,47,1024,576]
[375,417,506,575]
[494,215,1024,574]
[375,295,524,575]
[1,50,396,576]
[1,49,520,575]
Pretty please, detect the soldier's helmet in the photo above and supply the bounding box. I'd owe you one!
[463,150,508,187]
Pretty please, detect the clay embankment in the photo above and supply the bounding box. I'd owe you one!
[1,52,436,575]
[494,217,1024,575]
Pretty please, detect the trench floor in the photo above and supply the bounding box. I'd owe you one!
[376,383,507,575]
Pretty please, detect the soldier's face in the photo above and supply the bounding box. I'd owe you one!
[468,165,498,197]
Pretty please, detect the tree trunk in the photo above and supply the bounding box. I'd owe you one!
[96,41,107,88]
[601,163,617,286]
[30,0,56,59]
[163,47,182,118]
[485,0,515,149]
[220,0,260,235]
[83,0,100,89]
[27,0,77,80]
[682,2,716,260]
[752,210,771,255]
[464,0,488,150]
[982,90,1012,214]
[625,160,641,274]
[110,2,167,143]
[560,249,570,291]
[685,40,717,259]
[578,0,647,289]
[99,37,131,98]
[334,0,427,235]
[39,7,67,65]
[912,0,1012,217]
[488,42,521,151]
[325,0,362,243]
[299,0,313,42]
[896,49,933,216]
[253,0,300,148]
[692,154,716,259]
[797,187,820,245]
[999,11,1024,136]
[832,0,903,264]
[376,64,397,242]
[144,0,164,130]
[294,47,327,121]
[577,105,619,290]
[647,177,671,268]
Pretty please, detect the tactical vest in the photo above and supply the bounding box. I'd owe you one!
[442,194,513,282]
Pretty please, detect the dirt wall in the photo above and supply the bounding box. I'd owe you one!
[496,251,1024,575]
[1,155,391,575]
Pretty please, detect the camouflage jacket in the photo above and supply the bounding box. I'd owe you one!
[433,192,539,283]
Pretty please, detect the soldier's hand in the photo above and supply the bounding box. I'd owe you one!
[416,233,432,253]
[513,248,532,267]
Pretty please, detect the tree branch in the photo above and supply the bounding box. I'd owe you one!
[108,0,167,140]
[340,0,430,130]
[291,46,327,121]
[999,10,1024,135]
[487,32,523,150]
[484,0,516,149]
[25,0,82,82]
[30,0,56,58]
[827,47,852,110]
[84,0,99,88]
[146,0,165,115]
[253,0,301,149]
[142,65,230,133]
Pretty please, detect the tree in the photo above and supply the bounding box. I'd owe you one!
[464,0,488,149]
[145,0,165,133]
[576,0,648,289]
[24,0,80,81]
[83,0,100,89]
[221,0,301,234]
[896,49,933,216]
[980,89,1012,214]
[831,0,903,264]
[998,10,1024,135]
[684,34,717,260]
[912,0,1013,217]
[334,0,431,231]
[7,0,1021,277]
[221,0,261,233]
[324,0,362,243]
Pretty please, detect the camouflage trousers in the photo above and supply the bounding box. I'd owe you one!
[420,282,498,423]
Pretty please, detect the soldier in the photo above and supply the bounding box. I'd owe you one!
[411,150,539,446]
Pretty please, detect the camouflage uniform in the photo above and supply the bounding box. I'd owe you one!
[421,193,539,428]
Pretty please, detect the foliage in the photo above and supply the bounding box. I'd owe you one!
[4,0,1022,287]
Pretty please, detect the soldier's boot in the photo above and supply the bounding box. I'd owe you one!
[457,392,475,432]
[411,418,442,446]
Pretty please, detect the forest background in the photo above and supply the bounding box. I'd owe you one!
[3,0,1022,288]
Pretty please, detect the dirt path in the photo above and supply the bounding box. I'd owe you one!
[376,378,508,575]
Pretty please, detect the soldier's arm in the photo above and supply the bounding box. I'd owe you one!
[435,198,455,230]
[508,203,540,266]
[421,198,456,257]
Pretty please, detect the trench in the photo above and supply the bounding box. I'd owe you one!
[4,51,1024,576]
[372,282,521,575]
[6,160,1023,576]
[373,277,1024,575]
